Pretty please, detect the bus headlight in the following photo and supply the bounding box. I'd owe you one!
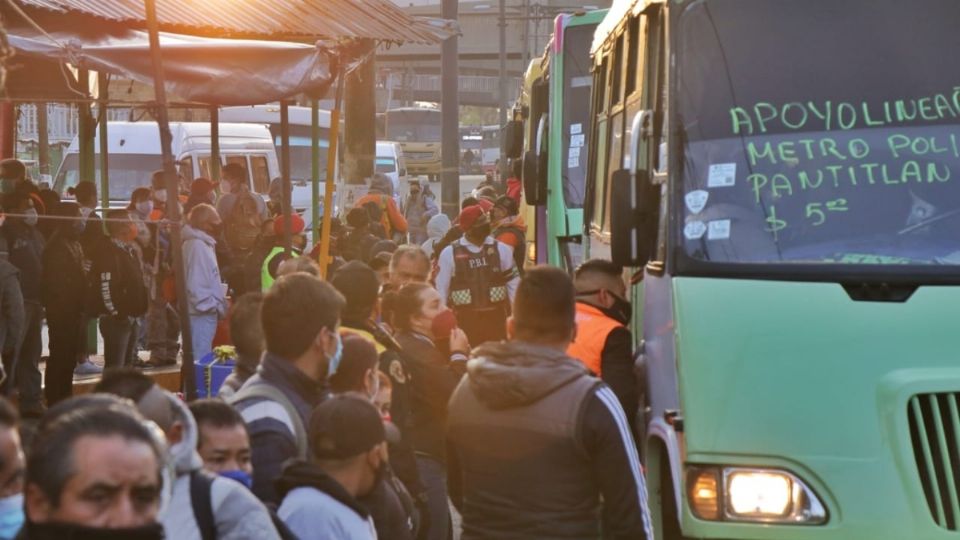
[687,467,827,525]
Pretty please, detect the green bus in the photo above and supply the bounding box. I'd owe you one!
[516,8,607,270]
[586,0,960,538]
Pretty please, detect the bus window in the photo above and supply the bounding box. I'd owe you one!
[561,23,598,209]
[611,36,624,107]
[250,155,270,194]
[604,112,625,232]
[179,157,194,182]
[625,16,640,97]
[198,157,214,180]
[591,120,609,230]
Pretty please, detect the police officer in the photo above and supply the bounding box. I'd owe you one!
[566,259,639,431]
[435,204,519,346]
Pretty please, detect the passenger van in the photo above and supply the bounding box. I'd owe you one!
[54,122,279,207]
[376,141,406,199]
[220,105,340,212]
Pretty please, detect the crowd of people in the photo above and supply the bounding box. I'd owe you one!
[0,155,652,539]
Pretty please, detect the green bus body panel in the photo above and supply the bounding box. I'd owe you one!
[545,9,606,268]
[672,277,960,539]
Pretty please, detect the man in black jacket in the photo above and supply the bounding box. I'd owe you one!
[447,266,653,540]
[3,191,45,417]
[90,210,148,371]
[41,203,87,405]
[329,262,427,519]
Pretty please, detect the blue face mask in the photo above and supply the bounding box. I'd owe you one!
[0,493,24,540]
[218,470,253,490]
[326,332,343,380]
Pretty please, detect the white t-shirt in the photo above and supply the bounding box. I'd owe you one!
[435,236,519,306]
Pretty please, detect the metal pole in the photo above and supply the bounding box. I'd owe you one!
[499,0,509,182]
[37,103,49,178]
[311,99,320,253]
[210,107,220,182]
[0,102,13,160]
[319,75,345,279]
[98,72,109,214]
[441,0,460,219]
[145,0,196,399]
[280,101,292,256]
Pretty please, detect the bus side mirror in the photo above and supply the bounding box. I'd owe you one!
[504,120,524,159]
[522,150,545,205]
[610,168,660,267]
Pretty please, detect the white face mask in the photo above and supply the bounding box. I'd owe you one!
[136,200,154,216]
[220,181,232,194]
[154,190,168,203]
[79,206,93,218]
[23,208,38,227]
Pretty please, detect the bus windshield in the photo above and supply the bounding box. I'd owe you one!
[678,0,960,267]
[386,110,442,142]
[561,23,595,209]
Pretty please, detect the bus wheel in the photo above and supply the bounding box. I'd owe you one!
[660,456,690,540]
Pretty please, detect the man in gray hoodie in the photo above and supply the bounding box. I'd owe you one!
[182,204,228,362]
[95,369,281,540]
[446,266,653,540]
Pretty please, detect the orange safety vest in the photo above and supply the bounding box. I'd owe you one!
[566,302,624,376]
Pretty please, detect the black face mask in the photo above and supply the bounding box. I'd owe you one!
[580,289,632,325]
[21,520,165,540]
[469,223,491,241]
[608,292,632,325]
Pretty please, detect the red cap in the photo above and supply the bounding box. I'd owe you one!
[458,205,485,230]
[273,213,305,236]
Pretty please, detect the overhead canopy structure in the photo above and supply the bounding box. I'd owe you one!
[13,0,456,45]
[7,22,338,105]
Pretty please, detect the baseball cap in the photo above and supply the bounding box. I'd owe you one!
[458,204,486,231]
[273,213,305,236]
[309,393,386,459]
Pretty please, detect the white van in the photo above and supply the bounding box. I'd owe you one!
[220,105,339,212]
[376,141,407,196]
[54,122,280,207]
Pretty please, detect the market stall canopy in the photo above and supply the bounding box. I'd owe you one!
[5,19,338,105]
[12,0,456,45]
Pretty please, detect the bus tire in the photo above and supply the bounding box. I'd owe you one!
[648,440,692,540]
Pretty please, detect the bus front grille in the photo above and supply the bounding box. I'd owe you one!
[908,393,960,530]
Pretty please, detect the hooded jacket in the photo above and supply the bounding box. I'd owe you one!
[88,239,148,318]
[420,214,451,259]
[159,391,280,540]
[276,461,378,540]
[447,341,653,540]
[181,225,227,317]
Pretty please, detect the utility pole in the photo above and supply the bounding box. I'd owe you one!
[145,0,196,398]
[498,0,508,180]
[441,0,460,218]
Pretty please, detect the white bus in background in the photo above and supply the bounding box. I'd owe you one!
[54,122,279,208]
[219,105,339,212]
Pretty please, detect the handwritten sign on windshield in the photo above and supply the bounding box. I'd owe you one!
[723,87,960,234]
